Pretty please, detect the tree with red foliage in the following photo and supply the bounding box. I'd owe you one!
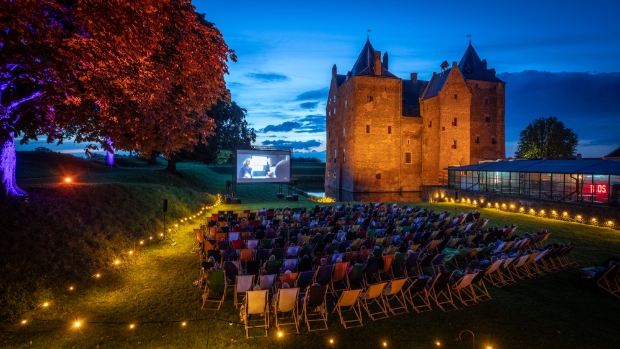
[0,0,234,196]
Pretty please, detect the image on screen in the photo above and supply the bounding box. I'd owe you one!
[236,149,291,184]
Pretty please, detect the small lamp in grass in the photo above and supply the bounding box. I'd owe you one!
[21,320,27,325]
[277,331,283,338]
[74,320,82,329]
[42,302,49,308]
[64,177,72,183]
[129,323,135,330]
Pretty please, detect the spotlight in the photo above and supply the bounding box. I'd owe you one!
[114,260,120,265]
[43,302,49,307]
[436,341,441,346]
[277,331,283,338]
[181,322,187,326]
[21,320,27,324]
[74,321,81,328]
[69,286,74,291]
[95,273,101,278]
[129,250,134,255]
[329,338,334,344]
[64,177,72,183]
[129,324,135,329]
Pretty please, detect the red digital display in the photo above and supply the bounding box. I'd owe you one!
[584,184,607,194]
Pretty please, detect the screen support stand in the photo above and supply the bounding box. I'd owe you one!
[277,183,284,198]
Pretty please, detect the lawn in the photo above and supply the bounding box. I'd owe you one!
[1,153,620,348]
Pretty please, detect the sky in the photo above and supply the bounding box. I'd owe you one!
[16,0,620,159]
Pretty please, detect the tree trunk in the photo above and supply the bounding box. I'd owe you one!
[165,156,177,173]
[105,137,114,167]
[148,151,159,165]
[1,133,28,197]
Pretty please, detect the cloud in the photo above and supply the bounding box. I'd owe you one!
[261,121,302,133]
[259,114,325,134]
[245,72,289,82]
[295,88,329,101]
[227,82,245,88]
[300,102,319,110]
[583,138,620,146]
[261,139,322,151]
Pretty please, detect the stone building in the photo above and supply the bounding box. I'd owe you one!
[325,38,505,194]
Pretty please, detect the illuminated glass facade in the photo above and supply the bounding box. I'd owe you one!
[447,160,620,206]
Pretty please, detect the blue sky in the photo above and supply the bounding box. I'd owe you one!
[17,0,620,159]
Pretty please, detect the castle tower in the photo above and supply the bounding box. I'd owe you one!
[326,40,505,193]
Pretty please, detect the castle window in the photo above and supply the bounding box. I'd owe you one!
[452,140,457,149]
[343,128,346,136]
[367,96,373,102]
[334,108,336,114]
[376,173,381,179]
[334,96,337,102]
[428,121,432,128]
[334,149,337,159]
[407,139,410,145]
[333,173,336,178]
[388,126,392,134]
[343,149,346,163]
[485,98,489,106]
[475,84,479,88]
[475,136,480,144]
[442,126,445,131]
[452,118,457,126]
[492,137,497,144]
[485,116,491,122]
[454,94,458,99]
[328,111,331,116]
[366,125,370,133]
[405,152,412,164]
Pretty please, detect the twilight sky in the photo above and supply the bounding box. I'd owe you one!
[17,0,620,159]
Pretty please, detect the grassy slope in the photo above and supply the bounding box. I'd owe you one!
[2,153,620,348]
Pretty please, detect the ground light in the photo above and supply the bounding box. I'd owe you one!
[329,338,334,344]
[21,320,27,325]
[181,322,187,327]
[69,286,74,291]
[64,177,72,183]
[277,331,283,338]
[74,321,81,328]
[436,341,441,346]
[129,324,135,329]
[42,302,49,307]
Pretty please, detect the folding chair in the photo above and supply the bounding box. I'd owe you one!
[247,239,259,250]
[383,278,409,315]
[332,289,364,329]
[245,260,261,276]
[235,275,255,308]
[405,252,421,277]
[282,259,298,273]
[224,261,240,291]
[378,254,395,281]
[451,273,478,306]
[348,264,366,290]
[426,272,457,312]
[258,274,276,294]
[280,272,298,289]
[265,260,282,275]
[193,229,205,253]
[296,270,316,292]
[303,285,329,331]
[360,282,389,320]
[274,288,300,333]
[596,264,620,298]
[391,252,407,278]
[429,253,446,276]
[331,262,350,296]
[403,276,433,313]
[314,264,334,287]
[484,259,507,287]
[201,270,226,310]
[470,270,492,301]
[363,257,383,287]
[243,289,269,338]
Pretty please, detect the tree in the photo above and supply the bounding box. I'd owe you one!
[515,116,578,158]
[169,100,256,169]
[1,0,234,196]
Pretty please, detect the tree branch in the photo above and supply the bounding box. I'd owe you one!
[7,91,43,112]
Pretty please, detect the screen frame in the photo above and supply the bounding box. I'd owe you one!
[235,149,292,184]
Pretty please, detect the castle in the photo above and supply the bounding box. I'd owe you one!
[325,39,505,194]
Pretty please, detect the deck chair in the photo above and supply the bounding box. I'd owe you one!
[350,239,362,251]
[245,260,261,276]
[235,275,255,308]
[417,254,435,275]
[303,285,329,331]
[342,251,357,263]
[348,264,366,289]
[282,259,298,272]
[265,260,282,275]
[243,289,269,338]
[332,289,363,329]
[426,272,457,312]
[285,246,300,258]
[597,264,620,299]
[391,253,407,278]
[274,287,300,333]
[314,264,333,287]
[403,276,432,313]
[247,239,259,250]
[296,270,316,291]
[299,244,314,257]
[530,249,550,276]
[280,271,298,289]
[201,270,226,310]
[360,282,389,320]
[423,239,442,254]
[378,254,395,280]
[429,254,446,276]
[383,278,409,315]
[500,257,518,285]
[193,229,205,253]
[258,274,276,293]
[405,252,421,277]
[363,257,383,287]
[330,262,350,296]
[470,270,492,301]
[508,255,532,280]
[224,261,240,291]
[484,259,507,287]
[451,273,478,306]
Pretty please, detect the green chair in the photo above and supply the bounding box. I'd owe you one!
[261,239,272,249]
[266,260,282,275]
[272,248,285,260]
[300,244,314,257]
[202,270,226,310]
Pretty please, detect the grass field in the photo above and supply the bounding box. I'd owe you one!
[2,153,620,348]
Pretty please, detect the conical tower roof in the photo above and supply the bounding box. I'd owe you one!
[458,42,502,82]
[349,38,397,78]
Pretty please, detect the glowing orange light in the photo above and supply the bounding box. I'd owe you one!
[129,324,135,329]
[64,177,72,183]
[74,321,81,328]
[95,273,101,278]
[181,322,187,326]
[114,260,120,265]
[129,250,134,255]
[21,320,27,324]
[69,286,74,291]
[43,302,49,307]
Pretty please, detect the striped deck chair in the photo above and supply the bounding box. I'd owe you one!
[332,289,363,328]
